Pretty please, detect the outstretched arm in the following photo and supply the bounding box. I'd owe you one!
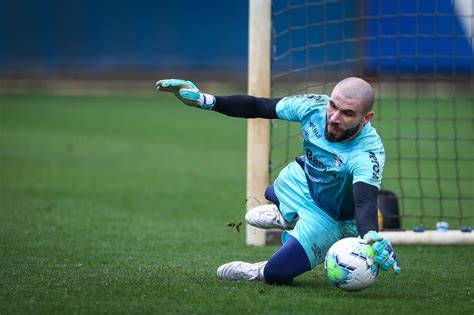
[214,95,279,119]
[156,79,280,119]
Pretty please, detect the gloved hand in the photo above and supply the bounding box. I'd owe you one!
[155,79,215,109]
[363,231,401,275]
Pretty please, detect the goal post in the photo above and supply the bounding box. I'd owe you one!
[246,0,271,246]
[380,230,473,245]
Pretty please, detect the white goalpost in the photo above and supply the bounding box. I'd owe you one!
[246,0,271,246]
[246,0,473,245]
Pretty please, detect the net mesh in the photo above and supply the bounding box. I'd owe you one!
[270,0,473,230]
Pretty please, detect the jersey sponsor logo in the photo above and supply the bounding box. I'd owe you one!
[305,148,343,181]
[290,94,322,100]
[308,120,322,139]
[306,148,327,171]
[369,151,380,180]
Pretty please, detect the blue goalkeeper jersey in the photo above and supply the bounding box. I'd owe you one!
[275,94,385,221]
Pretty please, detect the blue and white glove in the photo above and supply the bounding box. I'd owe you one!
[363,231,401,275]
[155,79,216,109]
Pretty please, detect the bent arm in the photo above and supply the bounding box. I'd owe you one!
[353,182,379,237]
[214,95,280,119]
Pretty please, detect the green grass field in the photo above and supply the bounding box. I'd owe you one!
[1,93,473,314]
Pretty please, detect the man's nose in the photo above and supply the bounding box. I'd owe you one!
[331,110,342,124]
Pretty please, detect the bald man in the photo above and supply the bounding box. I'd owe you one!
[156,78,400,285]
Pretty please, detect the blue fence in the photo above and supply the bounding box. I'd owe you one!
[1,0,472,76]
[0,0,249,73]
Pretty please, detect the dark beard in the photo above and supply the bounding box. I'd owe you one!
[325,123,362,142]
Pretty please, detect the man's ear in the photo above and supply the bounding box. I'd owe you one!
[364,111,374,124]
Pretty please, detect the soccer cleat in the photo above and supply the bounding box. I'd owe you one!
[216,261,267,281]
[245,204,296,230]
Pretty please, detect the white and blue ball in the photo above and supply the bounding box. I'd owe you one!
[324,237,379,291]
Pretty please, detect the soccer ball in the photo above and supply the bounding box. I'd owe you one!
[324,237,379,291]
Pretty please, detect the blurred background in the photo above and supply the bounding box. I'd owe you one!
[1,0,471,93]
[1,0,250,93]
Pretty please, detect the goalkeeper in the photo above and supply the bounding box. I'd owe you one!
[156,77,400,285]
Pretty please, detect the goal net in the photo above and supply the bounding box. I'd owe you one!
[247,0,473,245]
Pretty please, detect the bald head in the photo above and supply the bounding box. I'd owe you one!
[333,77,375,114]
[325,77,376,142]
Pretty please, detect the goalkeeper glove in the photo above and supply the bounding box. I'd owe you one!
[363,231,401,275]
[155,79,216,109]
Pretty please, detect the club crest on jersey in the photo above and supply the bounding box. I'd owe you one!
[333,155,343,168]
